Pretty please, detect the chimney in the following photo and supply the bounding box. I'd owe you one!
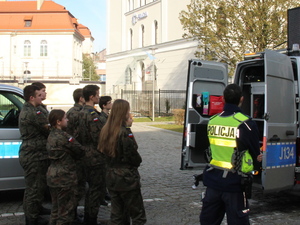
[37,0,45,10]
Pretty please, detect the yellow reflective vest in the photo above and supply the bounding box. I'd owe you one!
[207,112,254,173]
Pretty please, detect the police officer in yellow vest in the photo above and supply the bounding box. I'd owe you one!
[200,84,262,225]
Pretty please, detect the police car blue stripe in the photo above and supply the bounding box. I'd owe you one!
[0,142,21,159]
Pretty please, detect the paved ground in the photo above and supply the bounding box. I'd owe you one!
[1,121,300,224]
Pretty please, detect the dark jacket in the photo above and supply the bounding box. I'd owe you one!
[105,126,142,192]
[203,103,261,192]
[46,128,85,187]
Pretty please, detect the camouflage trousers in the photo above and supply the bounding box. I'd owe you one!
[49,187,77,225]
[22,159,49,219]
[84,164,106,218]
[75,159,86,204]
[109,188,147,225]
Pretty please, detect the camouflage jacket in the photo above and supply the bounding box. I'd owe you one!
[99,111,108,125]
[37,103,49,117]
[77,105,105,166]
[66,103,83,138]
[46,128,85,187]
[105,126,142,191]
[19,102,50,164]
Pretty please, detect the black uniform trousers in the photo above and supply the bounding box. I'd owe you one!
[200,187,250,225]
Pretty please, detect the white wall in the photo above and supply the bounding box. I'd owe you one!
[0,32,83,80]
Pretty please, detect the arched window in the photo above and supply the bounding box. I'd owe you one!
[141,25,145,47]
[24,40,31,57]
[140,0,146,7]
[129,29,133,50]
[128,0,134,11]
[125,67,132,84]
[40,40,48,57]
[154,20,158,44]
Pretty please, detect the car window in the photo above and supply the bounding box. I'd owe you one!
[0,91,25,128]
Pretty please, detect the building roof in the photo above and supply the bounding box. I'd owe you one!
[0,1,66,12]
[78,23,94,40]
[0,0,93,39]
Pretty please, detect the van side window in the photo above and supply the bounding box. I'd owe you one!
[0,91,24,128]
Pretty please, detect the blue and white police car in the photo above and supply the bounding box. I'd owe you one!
[0,84,25,191]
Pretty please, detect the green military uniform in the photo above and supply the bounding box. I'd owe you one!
[106,126,146,225]
[37,103,49,117]
[18,102,50,221]
[99,111,108,125]
[66,103,85,205]
[66,103,83,138]
[47,128,85,225]
[77,105,106,223]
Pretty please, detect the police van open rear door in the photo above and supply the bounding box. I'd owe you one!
[181,60,227,169]
[262,50,297,192]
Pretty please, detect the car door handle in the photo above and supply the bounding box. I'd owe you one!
[286,130,294,136]
[270,135,280,142]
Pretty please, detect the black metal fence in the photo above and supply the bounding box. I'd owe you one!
[121,89,186,117]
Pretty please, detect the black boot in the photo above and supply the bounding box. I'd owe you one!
[39,206,51,215]
[88,217,101,225]
[84,212,89,225]
[25,217,38,225]
[73,207,84,224]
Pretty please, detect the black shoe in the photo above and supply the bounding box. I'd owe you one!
[84,212,89,224]
[39,206,51,215]
[88,217,101,225]
[73,217,84,224]
[100,200,108,206]
[104,193,111,201]
[25,217,38,225]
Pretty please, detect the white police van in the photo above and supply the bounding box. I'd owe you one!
[181,48,300,193]
[0,84,25,190]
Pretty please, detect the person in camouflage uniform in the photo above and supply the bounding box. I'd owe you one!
[77,85,106,225]
[19,85,50,225]
[99,95,113,202]
[99,95,112,124]
[47,109,85,225]
[31,82,49,117]
[66,88,85,138]
[99,99,146,225]
[66,88,86,221]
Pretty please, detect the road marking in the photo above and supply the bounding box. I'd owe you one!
[143,198,164,202]
[0,212,24,217]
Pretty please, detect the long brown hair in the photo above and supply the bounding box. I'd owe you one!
[98,99,130,157]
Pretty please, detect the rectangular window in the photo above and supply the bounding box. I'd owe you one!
[100,75,106,82]
[24,46,31,57]
[24,20,32,27]
[40,46,48,57]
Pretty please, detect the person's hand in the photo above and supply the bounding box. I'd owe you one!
[126,115,133,127]
[257,153,263,162]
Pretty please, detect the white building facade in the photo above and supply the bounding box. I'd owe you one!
[0,0,105,108]
[106,0,198,97]
[0,0,87,84]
